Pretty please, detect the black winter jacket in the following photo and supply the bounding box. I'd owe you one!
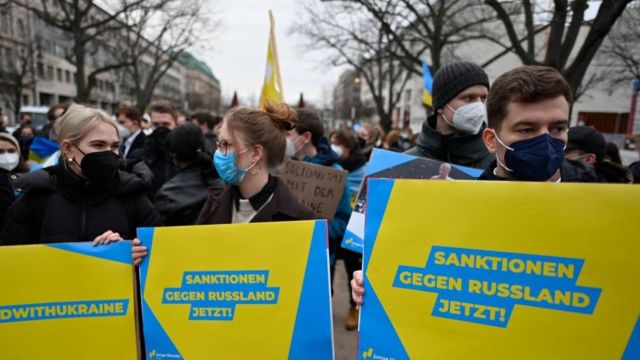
[155,165,224,226]
[405,114,494,169]
[0,163,160,245]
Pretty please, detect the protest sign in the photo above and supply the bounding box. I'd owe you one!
[342,149,481,252]
[0,242,138,359]
[359,179,640,359]
[278,159,347,219]
[138,220,333,359]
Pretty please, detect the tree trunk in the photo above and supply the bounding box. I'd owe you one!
[73,41,89,104]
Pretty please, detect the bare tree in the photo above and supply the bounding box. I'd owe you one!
[0,3,36,120]
[115,0,218,112]
[596,3,640,92]
[350,0,493,74]
[484,0,634,98]
[294,0,411,132]
[12,0,149,103]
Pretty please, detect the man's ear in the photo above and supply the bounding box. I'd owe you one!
[302,131,313,145]
[482,128,498,155]
[585,153,597,166]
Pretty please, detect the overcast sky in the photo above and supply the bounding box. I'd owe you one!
[203,1,603,109]
[203,1,346,109]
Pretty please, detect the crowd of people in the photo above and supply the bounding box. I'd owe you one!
[0,62,639,335]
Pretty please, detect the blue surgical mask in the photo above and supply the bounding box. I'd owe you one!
[494,131,566,181]
[213,149,255,185]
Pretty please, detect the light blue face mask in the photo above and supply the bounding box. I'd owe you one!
[213,149,255,185]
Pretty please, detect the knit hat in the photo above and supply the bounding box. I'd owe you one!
[567,126,606,164]
[0,132,21,158]
[432,62,490,110]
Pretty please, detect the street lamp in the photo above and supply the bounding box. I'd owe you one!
[627,75,640,135]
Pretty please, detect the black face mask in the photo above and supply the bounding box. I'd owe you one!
[152,127,171,148]
[74,145,120,182]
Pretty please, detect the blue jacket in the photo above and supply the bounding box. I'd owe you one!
[303,137,352,253]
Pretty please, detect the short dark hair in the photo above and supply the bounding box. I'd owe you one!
[190,111,215,130]
[331,128,358,152]
[486,65,572,130]
[116,105,142,124]
[149,101,178,122]
[295,109,324,147]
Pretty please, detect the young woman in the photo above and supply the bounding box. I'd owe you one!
[132,103,315,265]
[0,103,159,245]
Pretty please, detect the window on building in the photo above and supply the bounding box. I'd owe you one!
[4,48,13,70]
[0,11,9,34]
[47,65,54,80]
[16,19,25,39]
[65,70,70,83]
[57,68,62,82]
[72,72,76,83]
[37,62,44,79]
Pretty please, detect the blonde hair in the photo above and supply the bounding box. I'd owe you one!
[55,103,118,144]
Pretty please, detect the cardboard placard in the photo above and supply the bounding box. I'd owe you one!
[278,159,347,219]
[138,220,333,359]
[0,242,138,359]
[359,178,640,359]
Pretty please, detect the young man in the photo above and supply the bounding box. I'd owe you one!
[116,105,147,160]
[406,61,494,169]
[565,126,631,183]
[143,102,179,196]
[478,65,598,182]
[286,109,356,329]
[351,65,601,306]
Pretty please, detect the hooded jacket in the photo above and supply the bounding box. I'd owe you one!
[0,162,159,245]
[405,114,494,169]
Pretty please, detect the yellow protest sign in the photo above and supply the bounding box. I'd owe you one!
[359,179,640,359]
[138,220,333,359]
[0,242,138,359]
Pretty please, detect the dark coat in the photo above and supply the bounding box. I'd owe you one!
[0,169,15,228]
[196,176,316,225]
[477,159,600,183]
[123,131,148,160]
[155,165,225,226]
[142,129,177,197]
[0,163,160,245]
[405,114,494,169]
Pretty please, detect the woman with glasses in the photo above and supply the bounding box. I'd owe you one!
[0,103,159,245]
[132,103,315,265]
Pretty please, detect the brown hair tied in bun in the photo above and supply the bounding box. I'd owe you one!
[263,102,297,131]
[225,103,296,168]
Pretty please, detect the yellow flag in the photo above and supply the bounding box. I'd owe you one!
[259,10,284,109]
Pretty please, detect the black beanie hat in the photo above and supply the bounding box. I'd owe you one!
[432,62,490,110]
[166,123,207,163]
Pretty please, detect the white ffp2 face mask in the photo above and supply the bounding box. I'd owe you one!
[0,153,20,171]
[331,144,344,158]
[442,102,487,134]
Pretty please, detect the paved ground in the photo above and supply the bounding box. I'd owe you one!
[332,259,359,360]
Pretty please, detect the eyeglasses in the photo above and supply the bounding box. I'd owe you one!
[216,140,249,155]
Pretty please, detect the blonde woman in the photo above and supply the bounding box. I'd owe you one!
[0,103,159,245]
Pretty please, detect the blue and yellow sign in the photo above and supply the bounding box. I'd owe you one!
[139,220,333,359]
[0,242,138,359]
[359,179,640,359]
